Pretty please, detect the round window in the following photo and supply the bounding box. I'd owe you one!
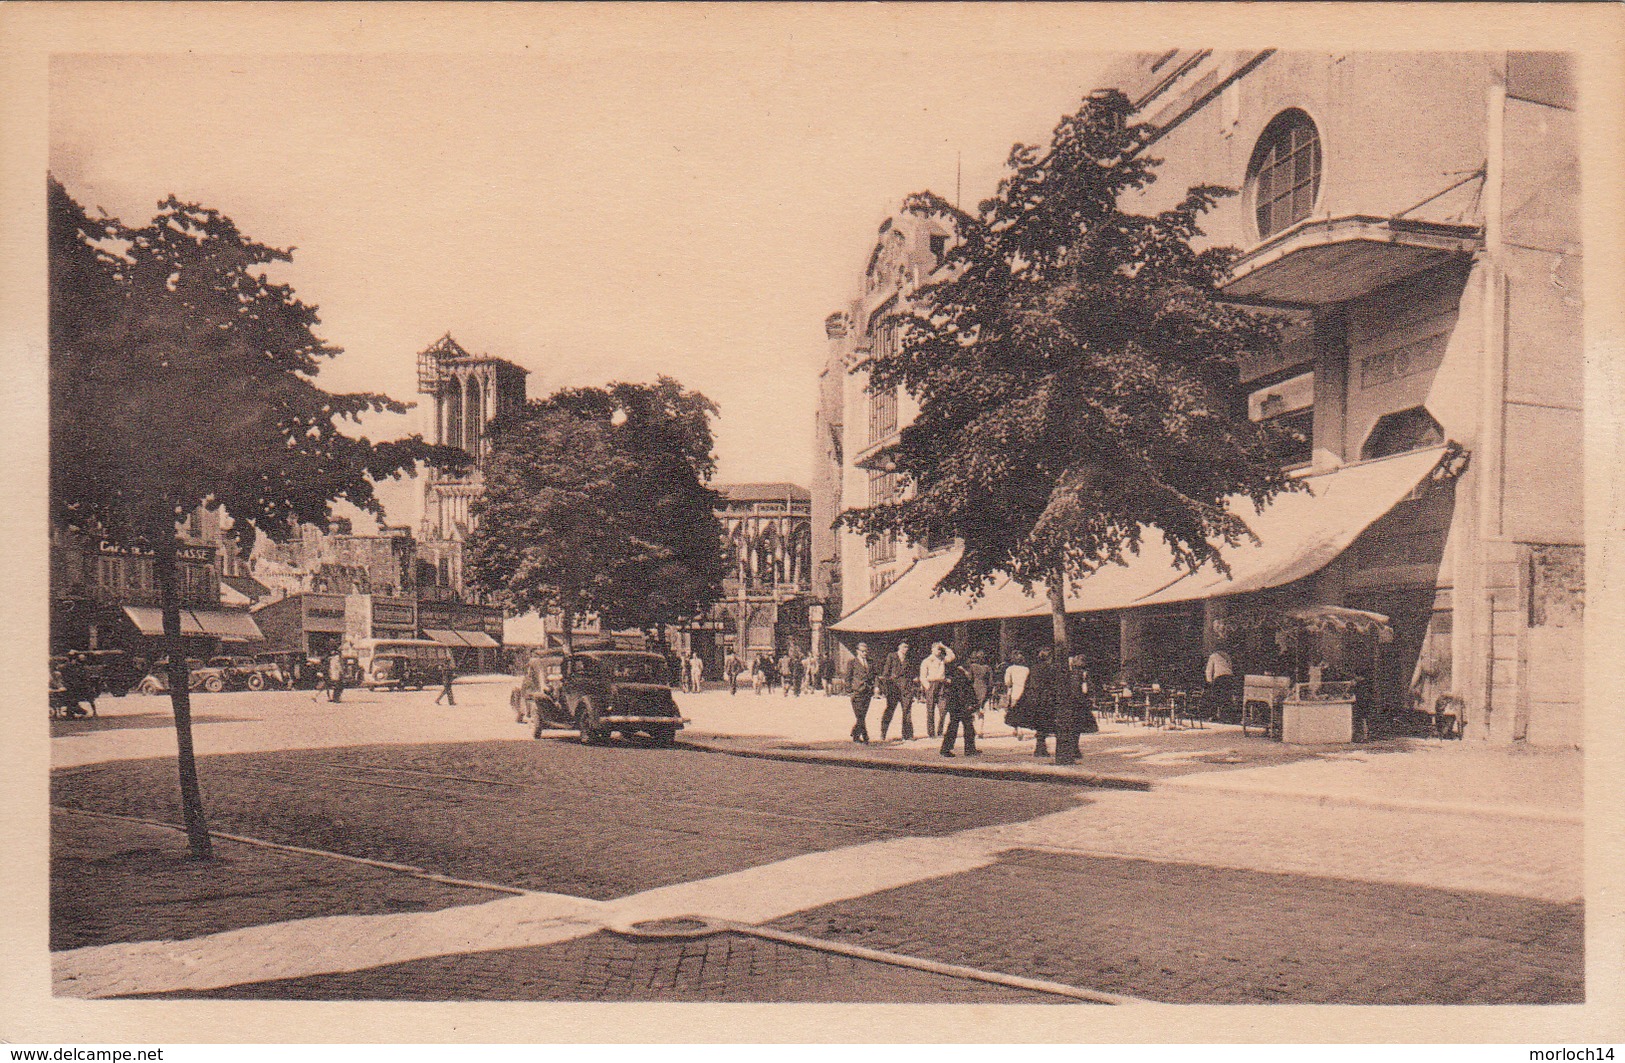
[1248,109,1322,239]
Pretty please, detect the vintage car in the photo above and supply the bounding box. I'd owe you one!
[208,655,269,691]
[515,649,685,745]
[368,652,442,691]
[137,658,220,694]
[78,649,144,697]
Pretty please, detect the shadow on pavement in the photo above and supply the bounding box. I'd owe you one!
[52,712,260,736]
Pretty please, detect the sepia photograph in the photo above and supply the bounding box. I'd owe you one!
[3,1,1622,1048]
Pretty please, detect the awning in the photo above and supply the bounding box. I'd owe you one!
[121,606,263,641]
[191,608,263,642]
[425,628,471,647]
[457,630,499,649]
[1131,446,1446,607]
[832,446,1447,633]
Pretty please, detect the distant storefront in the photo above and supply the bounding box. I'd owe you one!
[416,599,503,672]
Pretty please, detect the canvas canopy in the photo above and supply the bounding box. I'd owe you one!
[832,446,1447,634]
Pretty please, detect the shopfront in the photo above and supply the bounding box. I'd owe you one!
[417,600,503,672]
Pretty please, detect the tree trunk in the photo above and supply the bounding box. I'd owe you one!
[1046,572,1097,765]
[154,531,212,860]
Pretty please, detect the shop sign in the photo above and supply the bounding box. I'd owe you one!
[481,611,504,637]
[372,600,417,627]
[176,545,216,564]
[417,602,452,630]
[685,619,729,631]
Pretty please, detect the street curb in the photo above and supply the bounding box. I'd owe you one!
[681,738,1579,825]
[680,739,1154,791]
[1153,777,1582,825]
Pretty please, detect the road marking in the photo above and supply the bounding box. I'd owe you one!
[52,811,1021,999]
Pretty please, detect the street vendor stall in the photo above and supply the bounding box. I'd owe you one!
[1216,605,1395,744]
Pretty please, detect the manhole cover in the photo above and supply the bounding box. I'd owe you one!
[613,916,720,939]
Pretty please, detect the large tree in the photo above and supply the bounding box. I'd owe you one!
[465,378,726,653]
[49,177,462,857]
[839,90,1302,764]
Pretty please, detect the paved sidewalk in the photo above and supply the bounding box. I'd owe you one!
[675,689,1582,824]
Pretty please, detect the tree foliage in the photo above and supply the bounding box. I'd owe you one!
[48,176,461,856]
[841,90,1302,597]
[838,90,1304,760]
[465,378,726,647]
[49,177,461,550]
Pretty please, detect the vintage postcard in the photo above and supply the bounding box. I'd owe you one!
[2,1,1621,1048]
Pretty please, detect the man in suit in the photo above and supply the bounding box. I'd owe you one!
[877,641,916,741]
[845,642,876,744]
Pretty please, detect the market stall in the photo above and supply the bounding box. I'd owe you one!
[1215,605,1395,744]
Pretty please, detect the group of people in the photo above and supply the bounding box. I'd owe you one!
[841,641,992,757]
[842,641,1099,759]
[720,648,824,698]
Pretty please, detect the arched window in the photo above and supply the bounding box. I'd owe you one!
[1362,407,1444,460]
[1248,109,1322,239]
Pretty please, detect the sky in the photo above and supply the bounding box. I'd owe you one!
[49,37,1114,529]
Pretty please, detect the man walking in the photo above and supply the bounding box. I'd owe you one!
[327,652,346,704]
[777,650,794,697]
[877,641,916,742]
[919,642,955,738]
[939,656,980,757]
[724,649,743,695]
[434,660,456,705]
[845,642,876,744]
[688,651,704,694]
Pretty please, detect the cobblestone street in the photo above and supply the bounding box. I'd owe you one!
[49,683,1585,1004]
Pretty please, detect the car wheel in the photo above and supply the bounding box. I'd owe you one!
[246,673,266,691]
[576,699,603,745]
[204,675,225,693]
[138,677,163,696]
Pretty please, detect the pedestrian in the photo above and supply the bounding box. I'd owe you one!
[968,650,993,713]
[939,657,980,757]
[1002,649,1042,754]
[919,642,956,738]
[777,651,794,697]
[1010,648,1060,758]
[688,651,705,694]
[790,650,804,697]
[434,660,456,705]
[327,652,346,703]
[801,650,818,695]
[752,655,767,695]
[60,652,93,718]
[877,641,916,742]
[845,642,876,744]
[724,649,743,695]
[1204,644,1237,721]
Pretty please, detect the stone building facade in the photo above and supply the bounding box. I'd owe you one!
[817,51,1582,747]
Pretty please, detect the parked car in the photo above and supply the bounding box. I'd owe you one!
[253,652,303,689]
[516,649,684,745]
[137,658,223,694]
[79,649,144,697]
[368,652,442,691]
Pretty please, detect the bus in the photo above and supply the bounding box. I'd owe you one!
[352,638,456,690]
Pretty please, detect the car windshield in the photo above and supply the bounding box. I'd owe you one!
[594,655,668,683]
